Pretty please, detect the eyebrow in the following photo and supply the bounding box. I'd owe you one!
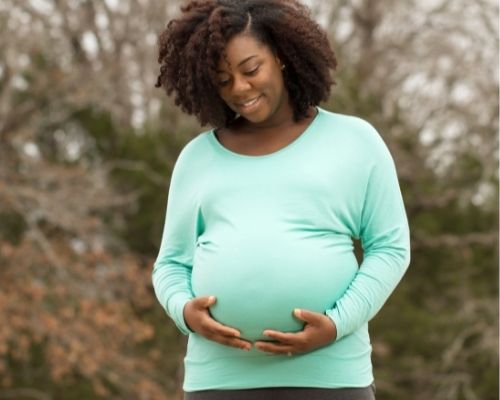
[216,55,258,73]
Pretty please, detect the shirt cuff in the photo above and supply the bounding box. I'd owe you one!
[167,293,195,335]
[324,308,346,341]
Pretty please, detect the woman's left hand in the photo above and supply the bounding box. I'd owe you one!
[254,309,337,356]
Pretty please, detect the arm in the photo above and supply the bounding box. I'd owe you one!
[151,147,255,350]
[325,126,411,341]
[255,123,411,355]
[151,150,202,335]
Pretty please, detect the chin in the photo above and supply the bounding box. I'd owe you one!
[242,108,277,125]
[243,114,269,124]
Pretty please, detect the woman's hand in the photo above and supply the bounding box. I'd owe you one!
[254,309,337,356]
[183,296,252,351]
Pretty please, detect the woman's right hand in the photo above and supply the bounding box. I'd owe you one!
[183,296,252,351]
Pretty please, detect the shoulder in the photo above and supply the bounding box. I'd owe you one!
[175,129,214,165]
[317,108,392,159]
[318,108,380,139]
[169,129,214,183]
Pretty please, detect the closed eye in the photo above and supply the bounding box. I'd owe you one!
[244,67,259,76]
[217,67,260,87]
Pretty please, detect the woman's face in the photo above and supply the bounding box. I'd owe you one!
[216,33,289,126]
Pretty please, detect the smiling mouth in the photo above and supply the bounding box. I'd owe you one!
[235,95,262,111]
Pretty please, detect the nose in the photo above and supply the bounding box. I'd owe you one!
[231,73,252,94]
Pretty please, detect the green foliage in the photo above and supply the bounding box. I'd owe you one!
[6,342,103,400]
[4,46,496,400]
[39,105,190,254]
[328,66,498,399]
[0,211,26,245]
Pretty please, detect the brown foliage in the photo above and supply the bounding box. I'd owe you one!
[0,235,171,399]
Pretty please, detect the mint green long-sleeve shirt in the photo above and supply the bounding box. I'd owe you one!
[152,107,411,391]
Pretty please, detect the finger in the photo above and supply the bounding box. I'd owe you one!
[207,331,252,351]
[254,341,294,355]
[205,316,241,338]
[203,295,217,308]
[216,336,253,351]
[191,295,215,309]
[262,330,298,344]
[293,308,321,324]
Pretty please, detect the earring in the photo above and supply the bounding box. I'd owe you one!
[280,64,286,70]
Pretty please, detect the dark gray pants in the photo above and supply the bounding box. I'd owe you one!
[184,382,376,400]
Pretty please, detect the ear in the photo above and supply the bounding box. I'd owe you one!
[275,55,282,67]
[276,56,285,70]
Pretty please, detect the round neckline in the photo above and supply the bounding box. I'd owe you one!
[209,106,323,159]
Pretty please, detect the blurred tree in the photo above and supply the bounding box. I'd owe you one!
[0,0,497,399]
[0,0,189,399]
[319,0,498,398]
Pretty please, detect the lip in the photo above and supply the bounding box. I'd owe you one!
[234,95,262,113]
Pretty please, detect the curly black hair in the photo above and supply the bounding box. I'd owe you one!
[155,0,337,128]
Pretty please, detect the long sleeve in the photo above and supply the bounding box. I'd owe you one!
[158,109,409,390]
[325,126,411,341]
[152,148,203,335]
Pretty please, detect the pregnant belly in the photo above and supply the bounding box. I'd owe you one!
[191,233,358,341]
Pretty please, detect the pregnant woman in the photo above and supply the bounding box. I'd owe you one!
[152,1,411,399]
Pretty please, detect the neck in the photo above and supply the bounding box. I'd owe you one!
[250,110,294,132]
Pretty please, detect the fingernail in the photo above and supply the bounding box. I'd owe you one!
[240,343,250,351]
[294,308,301,317]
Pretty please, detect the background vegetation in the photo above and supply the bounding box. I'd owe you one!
[0,0,497,399]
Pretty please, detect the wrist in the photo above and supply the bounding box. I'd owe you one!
[183,300,195,333]
[324,314,337,343]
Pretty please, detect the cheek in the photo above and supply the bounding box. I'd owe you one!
[263,68,285,93]
[217,87,227,98]
[217,89,231,104]
[267,76,286,103]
